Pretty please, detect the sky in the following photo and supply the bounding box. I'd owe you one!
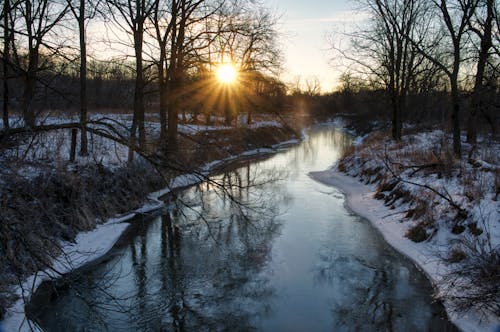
[85,0,364,93]
[268,0,361,92]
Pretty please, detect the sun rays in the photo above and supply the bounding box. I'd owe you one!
[216,63,239,85]
[169,61,278,126]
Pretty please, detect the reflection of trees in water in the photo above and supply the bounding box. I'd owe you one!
[314,249,457,332]
[34,161,287,331]
[317,253,397,332]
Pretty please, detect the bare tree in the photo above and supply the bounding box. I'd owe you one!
[149,0,174,145]
[409,0,480,157]
[166,0,210,151]
[148,0,210,148]
[304,76,321,97]
[107,0,156,161]
[11,0,69,128]
[466,0,495,143]
[371,0,426,140]
[1,0,14,130]
[65,0,101,155]
[331,0,428,141]
[205,0,281,125]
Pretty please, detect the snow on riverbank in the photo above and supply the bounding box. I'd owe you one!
[310,128,499,332]
[0,131,301,332]
[0,113,287,183]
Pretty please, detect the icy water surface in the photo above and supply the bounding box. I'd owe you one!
[30,126,457,331]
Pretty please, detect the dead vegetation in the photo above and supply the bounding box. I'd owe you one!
[338,128,500,316]
[0,161,165,319]
[443,219,500,317]
[0,124,297,319]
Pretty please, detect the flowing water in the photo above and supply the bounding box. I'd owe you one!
[30,126,457,331]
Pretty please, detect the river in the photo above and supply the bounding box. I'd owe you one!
[29,125,457,331]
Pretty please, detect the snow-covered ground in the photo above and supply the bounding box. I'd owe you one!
[0,129,300,332]
[310,128,499,332]
[0,113,283,133]
[0,113,285,178]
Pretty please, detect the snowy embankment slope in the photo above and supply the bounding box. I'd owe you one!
[0,131,300,332]
[310,170,497,332]
[310,129,499,332]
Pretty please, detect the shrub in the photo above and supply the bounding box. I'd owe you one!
[442,238,500,316]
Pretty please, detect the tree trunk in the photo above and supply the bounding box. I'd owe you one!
[167,0,180,152]
[450,81,461,158]
[131,11,146,160]
[397,94,405,139]
[158,56,168,144]
[70,128,78,162]
[467,0,493,144]
[78,0,88,155]
[391,92,399,140]
[2,0,10,130]
[22,0,39,129]
[135,41,146,149]
[167,72,179,152]
[224,89,233,126]
[22,71,36,128]
[128,115,138,162]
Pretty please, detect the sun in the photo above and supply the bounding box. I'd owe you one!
[216,63,238,84]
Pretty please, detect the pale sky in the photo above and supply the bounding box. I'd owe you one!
[269,0,362,92]
[85,0,364,93]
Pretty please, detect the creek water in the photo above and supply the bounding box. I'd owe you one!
[30,126,457,331]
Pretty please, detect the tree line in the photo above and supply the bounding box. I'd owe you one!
[332,0,498,157]
[0,0,283,159]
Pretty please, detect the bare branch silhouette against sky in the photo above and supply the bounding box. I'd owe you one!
[270,0,363,92]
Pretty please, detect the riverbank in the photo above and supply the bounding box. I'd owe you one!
[0,121,299,332]
[17,124,458,332]
[311,128,499,332]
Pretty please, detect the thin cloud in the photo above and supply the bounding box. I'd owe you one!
[285,10,370,27]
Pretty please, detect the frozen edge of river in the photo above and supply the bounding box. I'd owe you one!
[309,168,499,332]
[0,136,302,332]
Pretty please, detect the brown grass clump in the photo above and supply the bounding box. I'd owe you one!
[447,248,467,263]
[405,222,429,242]
[361,130,390,147]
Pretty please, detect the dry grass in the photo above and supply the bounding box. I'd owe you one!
[0,124,297,317]
[0,162,165,317]
[405,222,429,242]
[339,127,500,317]
[442,233,500,317]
